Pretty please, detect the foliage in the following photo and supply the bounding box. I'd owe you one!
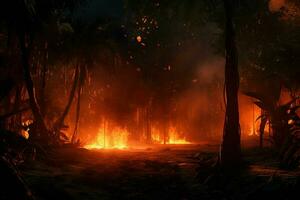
[245,91,300,169]
[235,0,300,91]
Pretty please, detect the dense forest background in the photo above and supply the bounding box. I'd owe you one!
[2,0,299,144]
[1,0,300,199]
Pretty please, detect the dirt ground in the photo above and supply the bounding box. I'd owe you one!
[19,143,300,200]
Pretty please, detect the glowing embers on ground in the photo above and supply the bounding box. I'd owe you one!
[151,126,191,144]
[85,125,129,149]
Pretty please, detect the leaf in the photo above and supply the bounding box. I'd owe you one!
[243,91,265,102]
[282,97,299,109]
[58,22,74,34]
[256,114,268,122]
[277,104,291,115]
[291,129,300,137]
[254,100,270,111]
[289,106,300,114]
[25,0,36,16]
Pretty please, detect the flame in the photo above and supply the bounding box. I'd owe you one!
[136,35,142,43]
[246,105,271,137]
[85,118,191,149]
[151,126,191,144]
[247,105,261,136]
[168,127,191,144]
[21,119,33,139]
[151,126,161,143]
[85,125,129,149]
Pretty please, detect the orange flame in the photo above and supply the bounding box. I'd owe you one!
[246,105,270,137]
[85,117,191,149]
[168,127,191,144]
[151,126,191,144]
[21,119,33,139]
[85,125,129,149]
[248,105,261,136]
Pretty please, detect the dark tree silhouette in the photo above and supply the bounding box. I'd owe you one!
[18,29,48,136]
[259,110,267,148]
[54,64,80,134]
[220,0,241,169]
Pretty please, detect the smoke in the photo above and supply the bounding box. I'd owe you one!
[197,58,225,84]
[174,56,225,141]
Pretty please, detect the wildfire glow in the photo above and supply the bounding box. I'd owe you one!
[85,123,191,150]
[269,0,286,12]
[248,106,261,136]
[85,126,129,149]
[245,104,270,137]
[151,126,191,144]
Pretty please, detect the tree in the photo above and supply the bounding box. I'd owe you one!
[220,0,241,169]
[18,23,49,140]
[0,0,86,144]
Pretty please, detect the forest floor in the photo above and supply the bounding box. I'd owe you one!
[19,142,300,200]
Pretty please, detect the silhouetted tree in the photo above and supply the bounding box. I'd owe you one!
[220,0,241,169]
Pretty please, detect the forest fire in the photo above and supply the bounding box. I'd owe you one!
[85,123,191,149]
[244,105,270,140]
[247,105,261,137]
[2,0,300,199]
[85,125,129,149]
[151,126,191,144]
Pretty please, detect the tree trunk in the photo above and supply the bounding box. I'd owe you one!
[220,0,241,169]
[71,85,81,143]
[163,125,167,145]
[71,64,85,143]
[259,109,267,148]
[145,105,152,144]
[18,31,48,135]
[10,85,22,132]
[54,64,80,135]
[39,42,48,117]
